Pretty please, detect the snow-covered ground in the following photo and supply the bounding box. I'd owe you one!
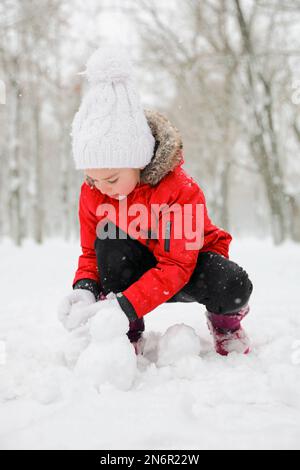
[0,237,299,450]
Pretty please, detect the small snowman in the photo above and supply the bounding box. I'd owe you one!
[74,299,137,391]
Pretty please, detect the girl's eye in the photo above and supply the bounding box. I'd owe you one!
[107,179,118,184]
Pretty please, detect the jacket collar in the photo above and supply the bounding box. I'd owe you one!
[140,110,184,186]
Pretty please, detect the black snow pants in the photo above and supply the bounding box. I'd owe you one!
[91,222,253,342]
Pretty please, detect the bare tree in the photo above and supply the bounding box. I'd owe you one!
[232,0,296,243]
[1,0,299,245]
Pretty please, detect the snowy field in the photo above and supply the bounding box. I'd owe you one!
[0,237,299,450]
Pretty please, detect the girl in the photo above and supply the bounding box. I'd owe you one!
[58,46,253,356]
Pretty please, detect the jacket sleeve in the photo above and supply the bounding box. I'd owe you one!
[72,183,101,289]
[117,183,205,319]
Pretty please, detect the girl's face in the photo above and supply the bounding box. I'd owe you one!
[84,168,142,199]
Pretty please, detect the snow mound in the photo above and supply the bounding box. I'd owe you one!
[1,239,300,449]
[90,302,129,342]
[75,305,136,391]
[62,325,91,368]
[30,369,62,405]
[157,323,202,367]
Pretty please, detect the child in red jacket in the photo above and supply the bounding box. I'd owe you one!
[58,46,253,356]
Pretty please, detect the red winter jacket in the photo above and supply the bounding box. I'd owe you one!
[72,110,232,319]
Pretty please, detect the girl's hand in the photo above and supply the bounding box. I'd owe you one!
[58,291,121,331]
[58,289,97,331]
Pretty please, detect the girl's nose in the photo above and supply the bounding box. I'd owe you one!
[99,183,112,194]
[105,187,114,196]
[104,189,114,196]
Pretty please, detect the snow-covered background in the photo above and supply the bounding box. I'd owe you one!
[0,238,299,450]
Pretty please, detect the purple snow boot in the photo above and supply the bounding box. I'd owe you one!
[206,305,250,356]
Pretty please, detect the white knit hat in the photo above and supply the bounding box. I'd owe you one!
[71,44,155,170]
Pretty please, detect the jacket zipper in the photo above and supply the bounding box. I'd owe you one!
[164,220,172,252]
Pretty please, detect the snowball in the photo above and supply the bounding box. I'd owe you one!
[89,303,129,343]
[85,45,134,85]
[75,337,137,391]
[157,324,201,367]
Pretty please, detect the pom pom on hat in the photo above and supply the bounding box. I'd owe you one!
[84,44,135,85]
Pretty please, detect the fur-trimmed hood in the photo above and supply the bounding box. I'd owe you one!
[140,110,184,186]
